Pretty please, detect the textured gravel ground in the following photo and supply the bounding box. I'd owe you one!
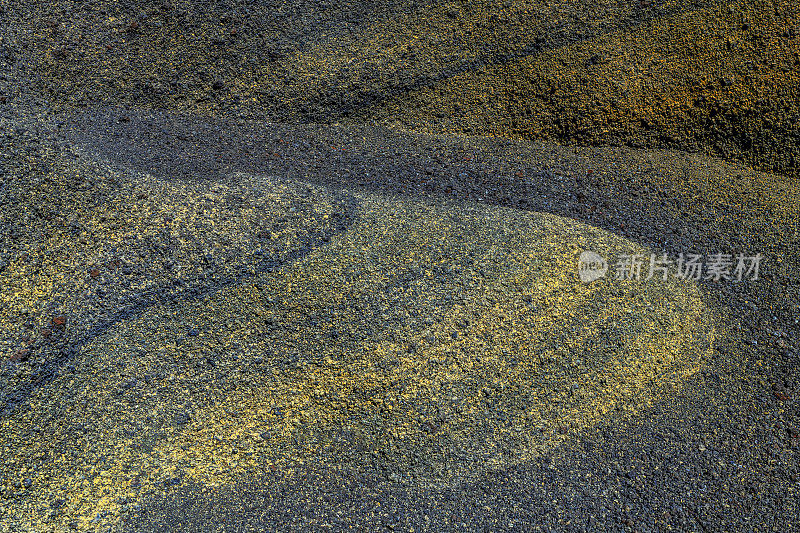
[0,0,799,531]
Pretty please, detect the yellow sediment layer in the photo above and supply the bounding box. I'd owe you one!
[0,180,716,531]
[360,0,800,176]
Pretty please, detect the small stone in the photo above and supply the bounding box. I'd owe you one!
[174,411,190,426]
[10,348,30,362]
[50,498,66,509]
[52,316,66,327]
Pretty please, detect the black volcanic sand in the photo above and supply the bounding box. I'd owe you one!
[0,0,799,531]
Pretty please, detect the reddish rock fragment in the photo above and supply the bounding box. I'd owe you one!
[10,348,30,362]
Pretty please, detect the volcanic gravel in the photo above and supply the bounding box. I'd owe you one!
[0,0,798,531]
